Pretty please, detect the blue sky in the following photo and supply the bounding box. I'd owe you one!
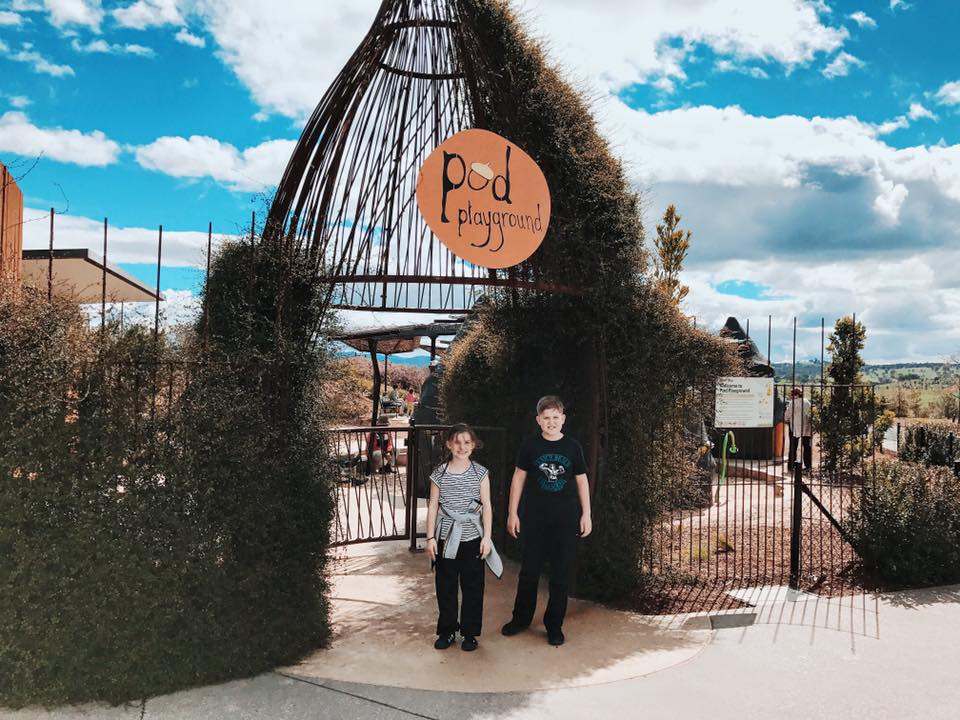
[2,0,959,363]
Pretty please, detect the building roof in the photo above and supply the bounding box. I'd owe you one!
[21,249,162,303]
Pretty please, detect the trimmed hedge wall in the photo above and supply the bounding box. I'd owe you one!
[0,240,334,707]
[900,421,960,470]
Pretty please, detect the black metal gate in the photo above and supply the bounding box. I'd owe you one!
[651,383,878,591]
[327,424,508,548]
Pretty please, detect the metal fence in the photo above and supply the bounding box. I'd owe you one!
[649,383,878,591]
[326,424,509,549]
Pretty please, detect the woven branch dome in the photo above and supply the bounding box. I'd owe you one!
[266,0,570,313]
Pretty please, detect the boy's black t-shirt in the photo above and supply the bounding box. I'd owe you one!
[515,434,588,514]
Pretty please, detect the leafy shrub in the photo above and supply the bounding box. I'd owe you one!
[845,460,960,586]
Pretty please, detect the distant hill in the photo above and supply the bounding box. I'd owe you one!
[772,362,949,385]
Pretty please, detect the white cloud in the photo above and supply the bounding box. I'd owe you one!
[935,81,960,106]
[189,0,848,118]
[603,103,878,188]
[875,116,908,135]
[848,11,876,28]
[519,0,848,92]
[715,60,769,80]
[112,0,182,30]
[889,0,909,11]
[683,250,960,363]
[70,38,155,56]
[8,95,32,108]
[43,0,103,32]
[601,101,960,227]
[822,51,865,79]
[0,40,8,53]
[21,206,221,266]
[872,178,909,223]
[0,10,23,24]
[908,102,936,121]
[134,135,296,191]
[174,28,205,48]
[8,45,75,76]
[0,111,119,165]
[191,0,374,119]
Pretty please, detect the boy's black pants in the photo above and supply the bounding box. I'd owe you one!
[435,537,484,637]
[510,508,579,632]
[788,435,812,470]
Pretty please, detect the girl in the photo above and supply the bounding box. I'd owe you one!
[425,423,499,652]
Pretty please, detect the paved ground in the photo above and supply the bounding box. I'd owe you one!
[5,542,960,720]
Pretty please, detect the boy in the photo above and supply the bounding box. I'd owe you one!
[501,395,592,646]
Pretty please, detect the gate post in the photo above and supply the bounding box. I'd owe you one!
[407,424,420,552]
[789,462,802,590]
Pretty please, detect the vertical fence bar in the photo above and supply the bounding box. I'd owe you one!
[789,461,802,589]
[153,225,163,340]
[407,426,419,552]
[47,208,54,303]
[101,217,108,334]
[820,318,825,388]
[767,315,772,366]
[791,317,797,389]
[203,221,212,341]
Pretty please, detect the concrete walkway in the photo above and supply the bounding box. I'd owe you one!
[5,542,960,720]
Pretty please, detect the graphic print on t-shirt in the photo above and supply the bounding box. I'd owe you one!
[535,452,572,493]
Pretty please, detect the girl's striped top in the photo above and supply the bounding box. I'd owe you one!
[431,460,488,541]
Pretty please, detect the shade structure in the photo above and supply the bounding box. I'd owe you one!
[265,0,575,314]
[21,249,162,303]
[334,321,461,355]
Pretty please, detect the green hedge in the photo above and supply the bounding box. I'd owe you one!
[845,459,960,586]
[0,241,334,708]
[900,422,960,469]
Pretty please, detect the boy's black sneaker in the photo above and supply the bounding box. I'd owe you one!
[461,635,478,652]
[434,633,455,650]
[500,621,528,636]
[547,629,565,646]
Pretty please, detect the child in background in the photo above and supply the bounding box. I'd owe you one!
[426,424,502,651]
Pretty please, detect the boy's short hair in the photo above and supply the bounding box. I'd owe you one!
[536,395,564,415]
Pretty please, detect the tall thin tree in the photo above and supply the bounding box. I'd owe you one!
[653,204,691,305]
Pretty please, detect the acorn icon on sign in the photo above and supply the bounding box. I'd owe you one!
[467,162,494,190]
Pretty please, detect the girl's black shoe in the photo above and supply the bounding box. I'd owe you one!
[461,635,478,651]
[434,633,455,650]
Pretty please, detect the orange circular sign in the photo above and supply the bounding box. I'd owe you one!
[416,128,551,269]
